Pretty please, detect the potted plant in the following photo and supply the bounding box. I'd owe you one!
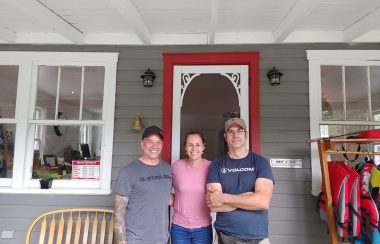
[39,176,53,189]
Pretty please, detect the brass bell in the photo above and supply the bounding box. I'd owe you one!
[132,113,143,131]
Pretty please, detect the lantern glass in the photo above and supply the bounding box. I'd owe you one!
[141,69,156,88]
[270,75,280,86]
[143,78,153,87]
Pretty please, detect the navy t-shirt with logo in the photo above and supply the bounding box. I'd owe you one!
[207,152,274,240]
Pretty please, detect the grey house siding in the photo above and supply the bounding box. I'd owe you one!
[1,43,378,244]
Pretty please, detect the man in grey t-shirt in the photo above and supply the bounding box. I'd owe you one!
[114,126,172,244]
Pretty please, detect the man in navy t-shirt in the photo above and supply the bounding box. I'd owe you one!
[207,118,274,244]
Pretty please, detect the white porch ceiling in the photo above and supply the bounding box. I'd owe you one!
[0,0,380,45]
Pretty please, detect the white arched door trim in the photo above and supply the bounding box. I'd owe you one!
[171,65,249,162]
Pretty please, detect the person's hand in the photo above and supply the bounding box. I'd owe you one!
[206,188,224,207]
[206,190,211,206]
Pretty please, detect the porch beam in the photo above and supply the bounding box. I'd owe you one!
[0,27,15,43]
[273,0,321,43]
[109,0,151,44]
[4,0,83,43]
[208,0,219,44]
[215,32,273,44]
[343,7,380,42]
[152,33,207,45]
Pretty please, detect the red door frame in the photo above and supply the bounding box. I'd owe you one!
[162,52,260,163]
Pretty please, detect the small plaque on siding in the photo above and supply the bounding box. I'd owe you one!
[270,158,302,168]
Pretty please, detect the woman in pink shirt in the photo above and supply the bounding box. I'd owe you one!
[171,131,213,244]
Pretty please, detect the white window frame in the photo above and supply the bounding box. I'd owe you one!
[0,51,118,195]
[307,50,380,196]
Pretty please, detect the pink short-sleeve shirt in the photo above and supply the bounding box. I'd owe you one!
[172,158,212,228]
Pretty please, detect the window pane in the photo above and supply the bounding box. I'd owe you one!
[36,66,105,121]
[59,66,81,120]
[36,66,58,120]
[320,124,378,163]
[32,125,102,179]
[82,66,104,120]
[0,124,15,178]
[0,65,18,118]
[370,66,380,121]
[320,124,372,138]
[321,65,344,120]
[345,66,369,121]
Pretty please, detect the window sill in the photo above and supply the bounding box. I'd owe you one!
[0,187,111,195]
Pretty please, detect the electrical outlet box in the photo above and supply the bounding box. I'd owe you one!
[1,230,14,239]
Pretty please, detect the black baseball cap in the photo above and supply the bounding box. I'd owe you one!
[142,126,164,140]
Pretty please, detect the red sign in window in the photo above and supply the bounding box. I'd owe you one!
[72,161,100,179]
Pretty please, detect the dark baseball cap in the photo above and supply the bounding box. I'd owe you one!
[225,117,247,132]
[142,125,163,140]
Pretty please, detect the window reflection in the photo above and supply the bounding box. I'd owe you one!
[0,65,18,178]
[0,124,15,178]
[32,125,102,179]
[36,66,58,120]
[321,65,380,122]
[59,66,82,120]
[321,65,343,120]
[36,66,104,121]
[345,66,369,121]
[83,67,104,120]
[320,124,380,164]
[0,65,18,118]
[370,66,380,121]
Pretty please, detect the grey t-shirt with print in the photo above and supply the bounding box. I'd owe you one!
[115,159,172,244]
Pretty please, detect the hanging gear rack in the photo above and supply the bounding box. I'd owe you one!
[317,138,380,244]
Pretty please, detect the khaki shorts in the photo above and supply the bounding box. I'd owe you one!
[216,231,271,244]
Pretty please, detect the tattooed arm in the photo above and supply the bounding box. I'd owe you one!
[114,194,129,244]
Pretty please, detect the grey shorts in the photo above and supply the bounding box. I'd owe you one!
[217,231,271,244]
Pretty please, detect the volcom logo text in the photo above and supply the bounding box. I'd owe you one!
[220,167,255,173]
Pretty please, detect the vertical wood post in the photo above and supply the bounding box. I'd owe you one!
[317,139,338,244]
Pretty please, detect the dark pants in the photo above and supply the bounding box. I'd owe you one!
[217,231,271,244]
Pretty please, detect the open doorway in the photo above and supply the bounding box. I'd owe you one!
[171,65,249,163]
[180,74,240,160]
[180,74,239,160]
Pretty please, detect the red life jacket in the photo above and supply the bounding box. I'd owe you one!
[341,162,361,237]
[318,161,361,238]
[358,162,379,232]
[357,129,380,139]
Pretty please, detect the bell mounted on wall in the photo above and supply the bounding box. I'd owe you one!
[132,113,144,132]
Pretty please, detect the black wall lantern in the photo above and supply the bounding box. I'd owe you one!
[141,69,156,87]
[267,67,283,86]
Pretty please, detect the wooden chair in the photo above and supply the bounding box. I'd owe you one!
[25,208,114,244]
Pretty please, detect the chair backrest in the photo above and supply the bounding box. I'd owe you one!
[26,208,114,244]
